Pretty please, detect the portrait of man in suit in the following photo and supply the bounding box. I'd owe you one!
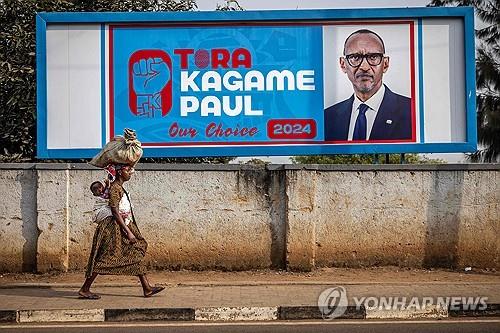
[324,29,413,142]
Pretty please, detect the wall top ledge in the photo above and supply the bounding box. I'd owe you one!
[0,163,499,172]
[280,163,500,172]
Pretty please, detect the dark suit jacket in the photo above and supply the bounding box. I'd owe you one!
[324,85,412,141]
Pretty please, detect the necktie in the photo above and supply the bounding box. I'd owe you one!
[353,103,369,141]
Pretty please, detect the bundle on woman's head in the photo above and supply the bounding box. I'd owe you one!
[88,128,142,169]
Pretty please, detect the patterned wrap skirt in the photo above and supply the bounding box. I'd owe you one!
[85,216,148,278]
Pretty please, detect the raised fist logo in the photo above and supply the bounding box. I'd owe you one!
[128,50,172,117]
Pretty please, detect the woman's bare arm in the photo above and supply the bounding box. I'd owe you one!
[111,206,137,243]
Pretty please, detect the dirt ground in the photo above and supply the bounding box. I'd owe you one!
[1,266,498,286]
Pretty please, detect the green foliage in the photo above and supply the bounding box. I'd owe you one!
[291,154,445,164]
[70,0,197,11]
[1,0,236,164]
[141,156,234,164]
[215,0,243,11]
[429,0,500,162]
[0,0,72,161]
[243,158,270,165]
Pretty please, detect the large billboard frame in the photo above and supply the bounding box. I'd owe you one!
[36,7,476,158]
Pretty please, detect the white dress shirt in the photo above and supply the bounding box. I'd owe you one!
[347,85,386,141]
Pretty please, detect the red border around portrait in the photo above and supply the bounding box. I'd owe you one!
[108,20,417,146]
[322,20,417,144]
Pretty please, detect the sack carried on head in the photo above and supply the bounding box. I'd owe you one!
[89,128,143,168]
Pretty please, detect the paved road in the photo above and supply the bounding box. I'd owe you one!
[1,319,500,333]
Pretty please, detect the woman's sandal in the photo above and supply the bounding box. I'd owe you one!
[78,291,101,300]
[144,286,165,298]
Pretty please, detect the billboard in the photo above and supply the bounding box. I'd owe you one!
[36,8,476,158]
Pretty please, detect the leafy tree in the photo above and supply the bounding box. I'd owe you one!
[141,156,235,164]
[0,0,235,164]
[70,0,196,11]
[292,154,445,164]
[243,158,270,165]
[429,0,500,162]
[216,0,243,11]
[1,0,72,162]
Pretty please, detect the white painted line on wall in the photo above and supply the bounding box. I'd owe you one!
[365,305,448,319]
[18,309,105,323]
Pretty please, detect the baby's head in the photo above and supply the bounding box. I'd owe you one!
[90,181,105,197]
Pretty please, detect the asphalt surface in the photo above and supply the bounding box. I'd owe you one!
[1,319,500,333]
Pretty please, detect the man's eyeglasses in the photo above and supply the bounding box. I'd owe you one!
[344,53,385,67]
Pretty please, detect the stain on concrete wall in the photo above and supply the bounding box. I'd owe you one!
[19,169,38,272]
[266,168,287,269]
[0,168,37,272]
[36,169,70,272]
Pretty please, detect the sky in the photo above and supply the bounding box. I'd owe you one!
[193,0,466,163]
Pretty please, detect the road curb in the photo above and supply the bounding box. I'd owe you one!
[449,303,500,318]
[0,311,17,323]
[195,307,278,321]
[1,304,499,323]
[279,306,365,320]
[18,309,104,323]
[366,305,448,319]
[105,308,194,321]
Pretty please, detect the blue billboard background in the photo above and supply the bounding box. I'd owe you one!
[111,25,324,144]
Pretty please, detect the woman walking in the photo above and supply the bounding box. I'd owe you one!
[79,164,164,299]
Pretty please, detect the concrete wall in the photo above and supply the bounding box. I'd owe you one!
[0,163,498,272]
[286,166,500,270]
